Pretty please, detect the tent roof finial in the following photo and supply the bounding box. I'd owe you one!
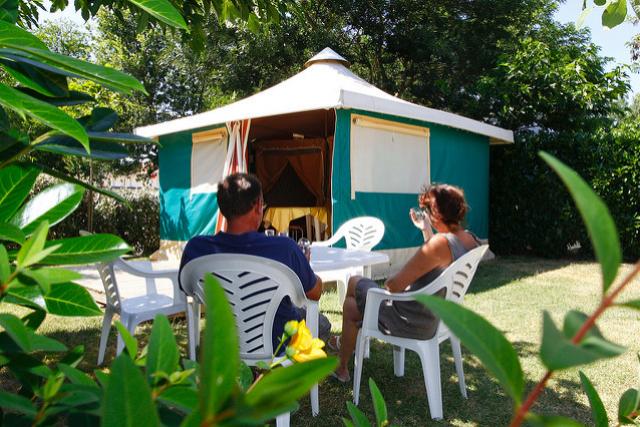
[304,47,350,68]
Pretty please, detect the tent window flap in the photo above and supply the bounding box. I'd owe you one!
[350,114,430,199]
[191,128,228,195]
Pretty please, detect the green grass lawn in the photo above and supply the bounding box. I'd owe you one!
[1,257,639,426]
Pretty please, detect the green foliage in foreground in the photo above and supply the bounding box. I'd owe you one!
[0,267,336,424]
[419,152,640,426]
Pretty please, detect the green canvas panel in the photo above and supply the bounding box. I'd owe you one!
[332,109,489,250]
[158,128,224,241]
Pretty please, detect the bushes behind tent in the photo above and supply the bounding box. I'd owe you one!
[489,124,640,261]
[49,188,160,257]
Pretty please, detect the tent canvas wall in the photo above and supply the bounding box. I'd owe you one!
[136,48,514,268]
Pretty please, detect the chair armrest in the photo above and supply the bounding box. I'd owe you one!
[113,258,178,279]
[113,258,185,304]
[304,300,319,338]
[311,232,343,247]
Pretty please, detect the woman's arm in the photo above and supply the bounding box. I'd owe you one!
[384,234,451,293]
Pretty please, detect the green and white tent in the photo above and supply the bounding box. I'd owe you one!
[135,48,513,267]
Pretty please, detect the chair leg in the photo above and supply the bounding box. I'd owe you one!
[337,279,347,307]
[451,337,467,398]
[310,384,319,416]
[364,337,370,359]
[418,343,443,420]
[97,309,114,365]
[275,412,290,427]
[393,346,405,377]
[187,300,197,360]
[353,330,365,406]
[194,303,201,349]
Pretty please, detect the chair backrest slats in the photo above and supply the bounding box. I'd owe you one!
[97,262,122,310]
[180,254,307,362]
[338,217,385,251]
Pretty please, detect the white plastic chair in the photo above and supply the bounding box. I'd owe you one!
[312,216,385,304]
[94,257,186,365]
[352,245,488,420]
[179,254,321,426]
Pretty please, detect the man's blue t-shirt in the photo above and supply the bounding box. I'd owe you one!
[179,232,316,350]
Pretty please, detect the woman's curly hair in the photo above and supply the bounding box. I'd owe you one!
[418,184,468,229]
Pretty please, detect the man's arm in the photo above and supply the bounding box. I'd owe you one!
[305,274,323,301]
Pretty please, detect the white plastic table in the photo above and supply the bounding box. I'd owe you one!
[310,246,389,304]
[310,246,389,273]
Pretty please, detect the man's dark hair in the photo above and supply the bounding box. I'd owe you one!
[217,173,263,220]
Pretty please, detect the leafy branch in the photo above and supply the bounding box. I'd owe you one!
[420,151,640,426]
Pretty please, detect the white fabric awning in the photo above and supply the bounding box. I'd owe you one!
[135,48,514,144]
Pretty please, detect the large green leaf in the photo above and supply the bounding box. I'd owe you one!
[417,295,524,402]
[0,58,68,97]
[4,282,46,310]
[18,88,94,106]
[146,314,179,385]
[16,220,60,269]
[199,273,240,417]
[126,0,187,29]
[102,355,160,427]
[0,222,24,244]
[618,388,640,424]
[369,378,388,427]
[40,234,131,265]
[579,371,608,427]
[346,401,372,427]
[0,164,39,222]
[58,363,97,387]
[617,299,640,311]
[603,0,627,28]
[1,45,145,95]
[618,388,640,425]
[0,312,66,353]
[22,267,82,286]
[539,152,621,293]
[115,320,138,359]
[79,107,118,131]
[88,132,156,145]
[11,182,84,235]
[44,282,102,316]
[157,386,198,413]
[0,243,8,282]
[21,309,45,330]
[0,82,88,149]
[0,390,37,416]
[0,20,48,49]
[0,0,19,24]
[0,312,31,350]
[244,358,337,416]
[36,134,129,160]
[540,311,624,371]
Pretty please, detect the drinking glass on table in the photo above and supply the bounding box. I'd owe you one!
[278,230,289,238]
[297,238,311,261]
[265,229,275,237]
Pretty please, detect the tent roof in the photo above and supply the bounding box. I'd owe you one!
[135,48,514,144]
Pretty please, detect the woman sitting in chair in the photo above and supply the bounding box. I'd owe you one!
[331,183,480,382]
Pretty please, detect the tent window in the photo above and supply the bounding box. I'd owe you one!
[191,128,228,195]
[350,114,430,199]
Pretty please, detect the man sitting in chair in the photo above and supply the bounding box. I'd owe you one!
[179,172,331,350]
